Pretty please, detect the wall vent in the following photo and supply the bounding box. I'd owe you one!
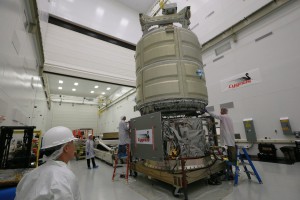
[215,42,231,56]
[213,55,224,62]
[206,106,214,112]
[255,31,273,42]
[220,102,234,109]
[206,11,215,18]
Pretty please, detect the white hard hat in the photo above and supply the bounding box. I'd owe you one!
[41,126,76,149]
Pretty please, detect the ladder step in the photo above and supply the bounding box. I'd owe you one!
[115,164,125,167]
[248,171,254,175]
[243,161,249,165]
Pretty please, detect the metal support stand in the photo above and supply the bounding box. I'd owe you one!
[0,126,35,169]
[181,158,188,200]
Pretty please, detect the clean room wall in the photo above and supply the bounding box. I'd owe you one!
[98,93,140,133]
[44,24,136,87]
[202,1,300,157]
[0,0,49,132]
[173,0,272,44]
[47,102,100,135]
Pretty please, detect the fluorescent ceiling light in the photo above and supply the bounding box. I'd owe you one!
[106,87,111,90]
[58,87,62,90]
[72,88,76,91]
[74,82,78,86]
[91,91,95,94]
[101,92,105,95]
[33,83,42,88]
[59,80,63,84]
[94,85,99,88]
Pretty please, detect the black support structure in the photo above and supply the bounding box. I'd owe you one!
[0,126,36,169]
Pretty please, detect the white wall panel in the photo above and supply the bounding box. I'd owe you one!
[174,0,272,44]
[0,0,48,130]
[202,1,300,157]
[50,0,142,44]
[98,93,140,133]
[47,102,99,134]
[37,0,51,45]
[44,24,136,86]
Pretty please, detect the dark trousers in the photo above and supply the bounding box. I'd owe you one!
[226,146,237,175]
[87,157,96,168]
[118,144,127,158]
[227,146,237,165]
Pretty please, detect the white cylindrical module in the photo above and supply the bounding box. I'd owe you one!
[135,25,207,115]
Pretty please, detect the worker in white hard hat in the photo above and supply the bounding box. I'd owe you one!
[15,126,81,200]
[85,133,98,169]
[118,116,130,158]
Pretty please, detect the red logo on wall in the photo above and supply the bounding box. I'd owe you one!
[228,73,252,89]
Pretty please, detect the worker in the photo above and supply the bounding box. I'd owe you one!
[205,107,236,181]
[205,108,236,163]
[85,133,98,169]
[15,126,81,200]
[118,115,129,158]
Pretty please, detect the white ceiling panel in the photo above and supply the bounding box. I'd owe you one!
[45,73,132,104]
[115,0,157,13]
[47,73,118,98]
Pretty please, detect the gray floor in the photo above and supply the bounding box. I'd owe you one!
[69,159,300,200]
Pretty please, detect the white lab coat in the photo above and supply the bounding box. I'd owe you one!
[15,160,81,200]
[118,120,129,145]
[208,112,235,147]
[85,139,95,159]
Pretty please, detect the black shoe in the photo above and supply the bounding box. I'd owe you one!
[216,180,222,185]
[120,174,125,178]
[208,179,222,185]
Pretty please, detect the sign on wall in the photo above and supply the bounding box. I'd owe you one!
[220,68,262,92]
[136,129,153,144]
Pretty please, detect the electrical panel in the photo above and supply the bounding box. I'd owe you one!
[280,117,293,135]
[243,118,257,143]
